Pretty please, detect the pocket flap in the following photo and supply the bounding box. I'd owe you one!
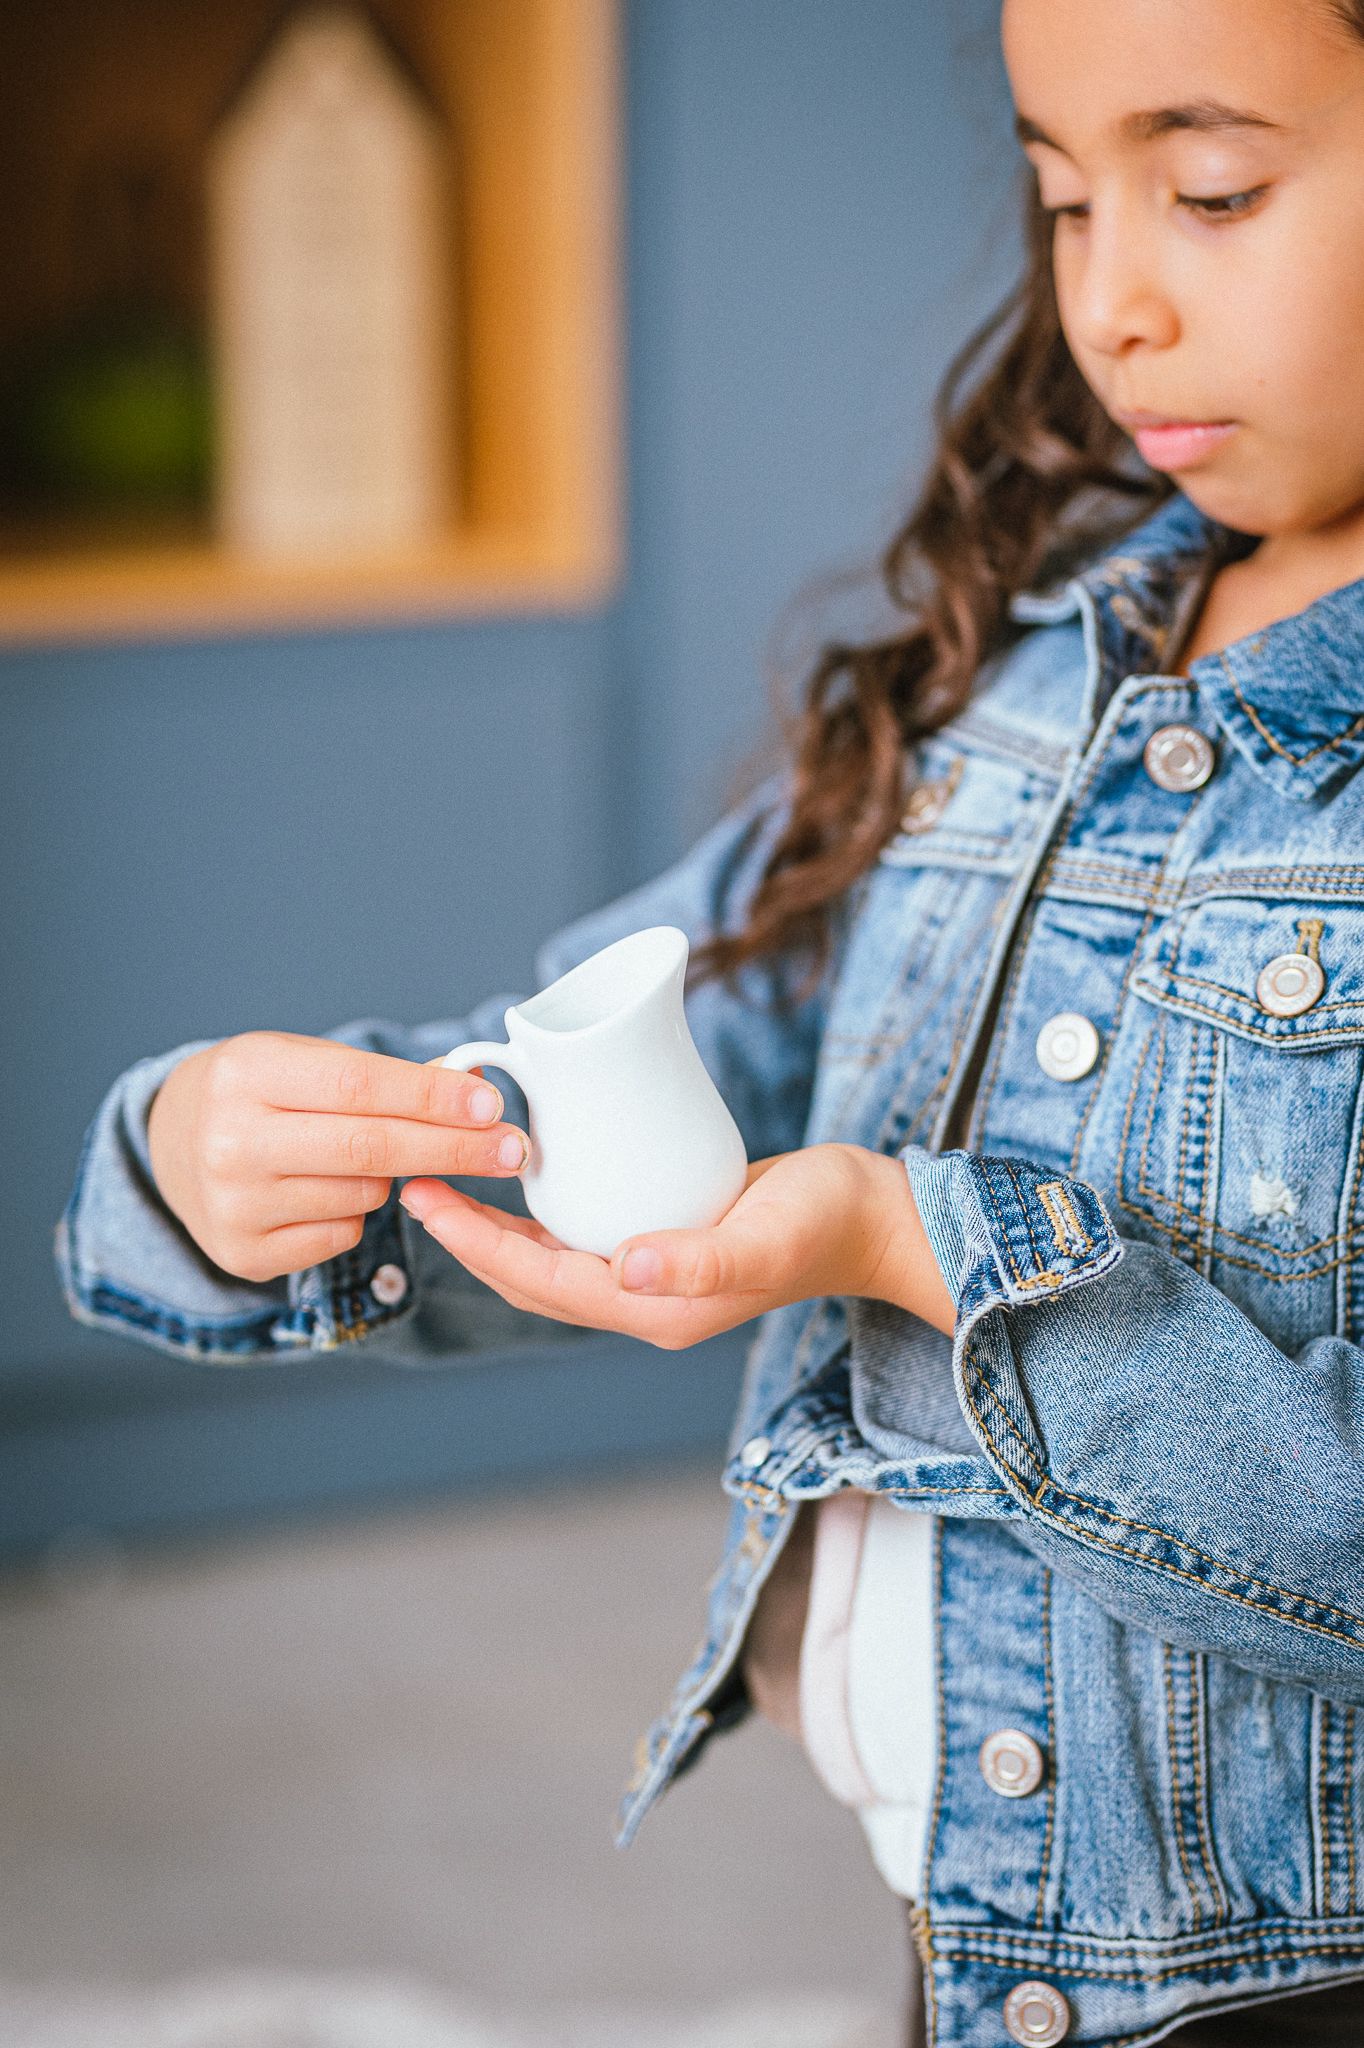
[879,736,1048,875]
[1131,896,1364,1047]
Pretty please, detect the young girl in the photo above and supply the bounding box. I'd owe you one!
[56,0,1364,2040]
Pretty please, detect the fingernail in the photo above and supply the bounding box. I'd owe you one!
[470,1086,501,1123]
[498,1131,530,1169]
[622,1248,662,1291]
[401,1186,435,1221]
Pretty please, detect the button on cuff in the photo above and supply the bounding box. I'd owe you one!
[370,1262,410,1308]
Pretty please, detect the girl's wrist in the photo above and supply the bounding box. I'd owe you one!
[850,1146,957,1335]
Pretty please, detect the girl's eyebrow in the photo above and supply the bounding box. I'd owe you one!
[1014,98,1288,155]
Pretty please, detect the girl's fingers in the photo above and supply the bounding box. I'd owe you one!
[617,1226,774,1302]
[409,1184,745,1348]
[408,1151,798,1348]
[399,1181,565,1248]
[267,1175,393,1224]
[408,1184,576,1276]
[257,1107,528,1181]
[255,1217,368,1268]
[458,1259,594,1326]
[411,1186,631,1316]
[252,1035,497,1127]
[410,1190,595,1322]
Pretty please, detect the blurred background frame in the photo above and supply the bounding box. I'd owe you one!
[0,0,622,646]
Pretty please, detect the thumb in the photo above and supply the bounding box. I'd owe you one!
[612,1225,744,1298]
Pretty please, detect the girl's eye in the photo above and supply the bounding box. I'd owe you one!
[1042,187,1269,223]
[1178,187,1270,219]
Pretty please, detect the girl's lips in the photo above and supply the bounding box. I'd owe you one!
[1132,420,1237,469]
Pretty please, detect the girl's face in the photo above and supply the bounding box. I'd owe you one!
[1002,0,1364,543]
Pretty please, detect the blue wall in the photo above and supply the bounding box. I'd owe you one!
[0,0,1017,1556]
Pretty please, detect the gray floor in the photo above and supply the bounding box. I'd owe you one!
[0,1462,909,2038]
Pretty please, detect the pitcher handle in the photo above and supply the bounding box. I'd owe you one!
[440,1039,531,1096]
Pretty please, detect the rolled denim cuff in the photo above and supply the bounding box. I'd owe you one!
[884,1142,1364,1697]
[841,1143,1126,1483]
[286,1196,418,1353]
[896,1142,1125,1325]
[54,1036,419,1363]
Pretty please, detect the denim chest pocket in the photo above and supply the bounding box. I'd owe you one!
[1117,893,1364,1347]
[877,734,1048,874]
[806,738,1050,1148]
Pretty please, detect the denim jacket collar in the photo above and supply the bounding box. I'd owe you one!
[1008,487,1364,804]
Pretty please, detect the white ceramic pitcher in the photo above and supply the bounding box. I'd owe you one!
[439,925,749,1257]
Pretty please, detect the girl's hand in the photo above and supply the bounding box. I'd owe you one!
[399,1141,956,1349]
[145,1033,531,1284]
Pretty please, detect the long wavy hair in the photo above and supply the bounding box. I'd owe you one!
[684,0,1364,1013]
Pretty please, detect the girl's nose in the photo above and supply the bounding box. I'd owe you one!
[1063,213,1179,360]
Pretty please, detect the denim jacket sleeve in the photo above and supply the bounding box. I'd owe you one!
[852,1142,1364,1702]
[55,766,836,1369]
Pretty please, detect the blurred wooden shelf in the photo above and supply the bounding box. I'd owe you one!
[0,527,620,648]
[0,0,623,649]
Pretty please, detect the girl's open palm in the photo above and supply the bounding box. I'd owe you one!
[400,1141,888,1351]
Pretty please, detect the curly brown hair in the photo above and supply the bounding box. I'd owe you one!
[685,0,1364,1015]
[682,170,1167,1013]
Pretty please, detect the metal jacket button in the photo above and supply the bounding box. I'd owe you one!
[1256,952,1326,1017]
[900,784,947,831]
[1035,1012,1100,1081]
[739,1435,771,1469]
[1143,723,1215,791]
[979,1726,1046,1797]
[1003,1980,1071,2044]
[370,1262,409,1306]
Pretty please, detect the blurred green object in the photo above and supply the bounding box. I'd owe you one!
[0,140,214,521]
[14,313,213,512]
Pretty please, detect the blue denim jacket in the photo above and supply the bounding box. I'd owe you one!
[56,488,1364,2043]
